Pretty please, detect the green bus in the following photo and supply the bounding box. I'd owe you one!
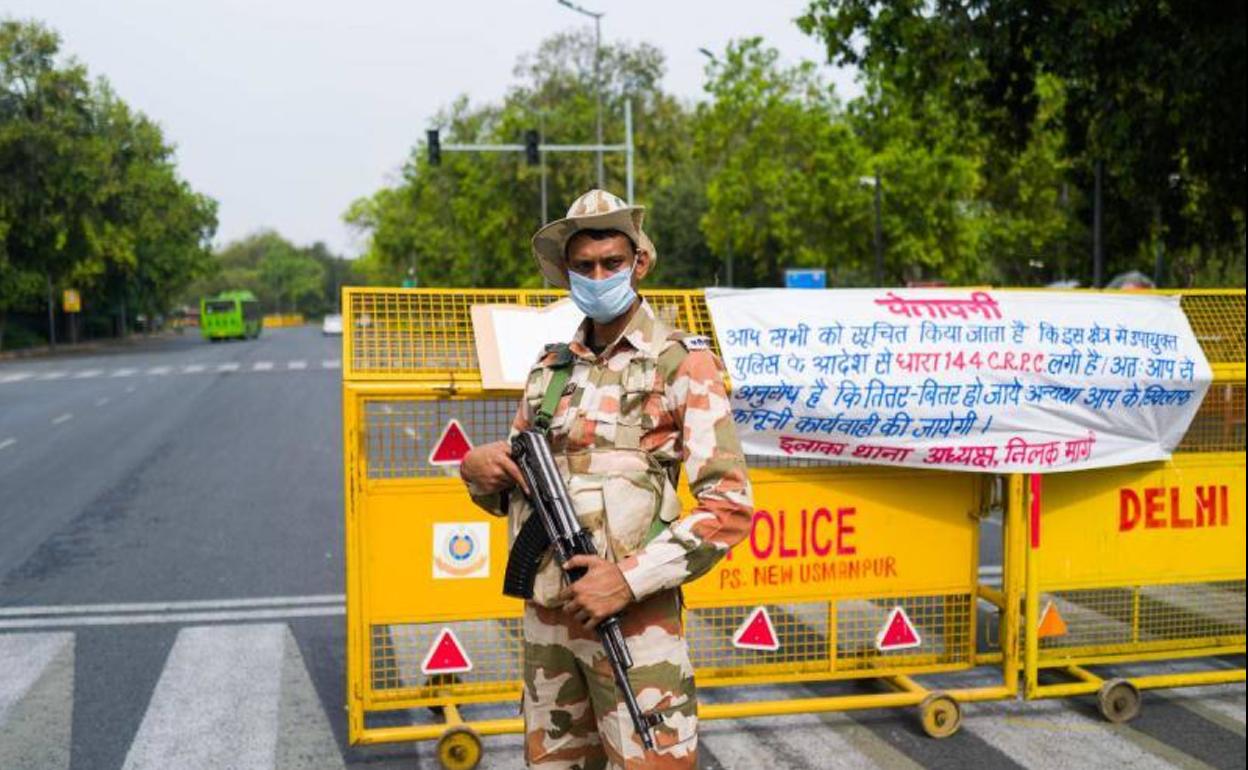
[200,290,263,341]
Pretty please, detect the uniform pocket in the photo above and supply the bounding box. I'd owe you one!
[650,696,698,755]
[602,472,662,560]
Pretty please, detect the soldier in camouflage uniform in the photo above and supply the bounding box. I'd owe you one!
[461,189,753,769]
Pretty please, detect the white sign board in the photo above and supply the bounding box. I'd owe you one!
[471,299,583,390]
[705,288,1212,473]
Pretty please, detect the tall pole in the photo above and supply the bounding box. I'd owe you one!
[1093,159,1103,288]
[558,1,605,189]
[594,13,604,189]
[872,173,884,286]
[624,99,634,203]
[46,274,56,348]
[540,113,549,224]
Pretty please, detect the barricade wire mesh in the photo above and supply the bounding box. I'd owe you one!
[1176,382,1245,453]
[364,398,514,479]
[1179,292,1245,364]
[1037,580,1245,657]
[348,289,718,377]
[367,594,975,703]
[370,619,524,702]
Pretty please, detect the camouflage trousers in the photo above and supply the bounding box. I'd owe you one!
[522,589,698,769]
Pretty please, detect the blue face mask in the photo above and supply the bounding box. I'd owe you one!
[568,262,637,323]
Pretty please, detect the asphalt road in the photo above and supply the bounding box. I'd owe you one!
[0,327,1243,769]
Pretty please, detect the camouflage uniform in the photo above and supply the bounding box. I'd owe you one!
[468,299,753,769]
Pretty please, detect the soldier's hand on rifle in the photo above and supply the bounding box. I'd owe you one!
[560,555,635,629]
[460,441,529,495]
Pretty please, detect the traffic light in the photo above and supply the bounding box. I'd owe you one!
[524,130,540,166]
[427,130,441,166]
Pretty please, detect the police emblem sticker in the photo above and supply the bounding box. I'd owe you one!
[432,522,490,579]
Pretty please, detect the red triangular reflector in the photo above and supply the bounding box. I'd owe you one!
[420,628,473,674]
[875,606,922,651]
[732,606,780,651]
[428,419,474,466]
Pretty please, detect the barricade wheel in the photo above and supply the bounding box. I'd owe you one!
[918,693,962,738]
[436,725,482,770]
[1097,679,1141,724]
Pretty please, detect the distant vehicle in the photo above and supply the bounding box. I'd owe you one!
[322,313,343,336]
[200,291,263,341]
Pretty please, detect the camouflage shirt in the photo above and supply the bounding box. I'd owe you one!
[469,299,754,606]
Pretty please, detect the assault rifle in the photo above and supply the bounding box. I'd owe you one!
[503,428,663,751]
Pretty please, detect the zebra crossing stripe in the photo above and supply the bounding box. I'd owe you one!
[217,362,240,372]
[146,366,171,376]
[699,684,922,770]
[183,364,206,374]
[72,369,103,379]
[0,372,33,383]
[111,368,137,377]
[287,360,307,370]
[253,361,273,371]
[960,697,1203,768]
[0,632,73,770]
[122,624,286,770]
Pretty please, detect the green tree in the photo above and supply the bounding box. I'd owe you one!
[345,30,702,288]
[798,0,1247,285]
[1,19,216,347]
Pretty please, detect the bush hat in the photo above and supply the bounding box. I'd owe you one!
[531,189,657,288]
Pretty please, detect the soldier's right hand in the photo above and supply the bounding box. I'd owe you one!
[460,440,529,495]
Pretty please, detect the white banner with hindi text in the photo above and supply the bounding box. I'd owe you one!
[704,288,1212,473]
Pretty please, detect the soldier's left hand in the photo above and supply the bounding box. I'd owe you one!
[560,555,635,630]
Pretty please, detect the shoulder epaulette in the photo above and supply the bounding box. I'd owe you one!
[542,342,574,367]
[676,334,713,352]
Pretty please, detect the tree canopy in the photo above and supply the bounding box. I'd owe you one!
[0,18,217,348]
[798,0,1246,283]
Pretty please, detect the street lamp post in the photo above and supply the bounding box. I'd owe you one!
[558,0,605,189]
[859,174,884,286]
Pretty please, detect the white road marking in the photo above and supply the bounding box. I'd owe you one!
[0,372,33,383]
[95,397,110,407]
[0,632,73,721]
[0,605,343,631]
[253,361,273,371]
[321,359,340,369]
[122,624,285,770]
[0,593,346,618]
[111,368,137,377]
[700,684,921,770]
[287,360,307,370]
[183,364,205,374]
[216,362,239,372]
[146,366,171,376]
[0,631,73,770]
[51,413,73,425]
[962,697,1204,769]
[71,369,103,379]
[35,371,68,380]
[0,605,344,631]
[0,438,15,451]
[978,565,1003,575]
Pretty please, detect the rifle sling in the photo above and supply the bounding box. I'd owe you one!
[535,363,572,431]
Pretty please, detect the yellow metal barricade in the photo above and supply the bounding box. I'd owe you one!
[263,313,305,328]
[1022,289,1246,721]
[342,287,1025,766]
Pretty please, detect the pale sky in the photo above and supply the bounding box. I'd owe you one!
[12,1,858,257]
